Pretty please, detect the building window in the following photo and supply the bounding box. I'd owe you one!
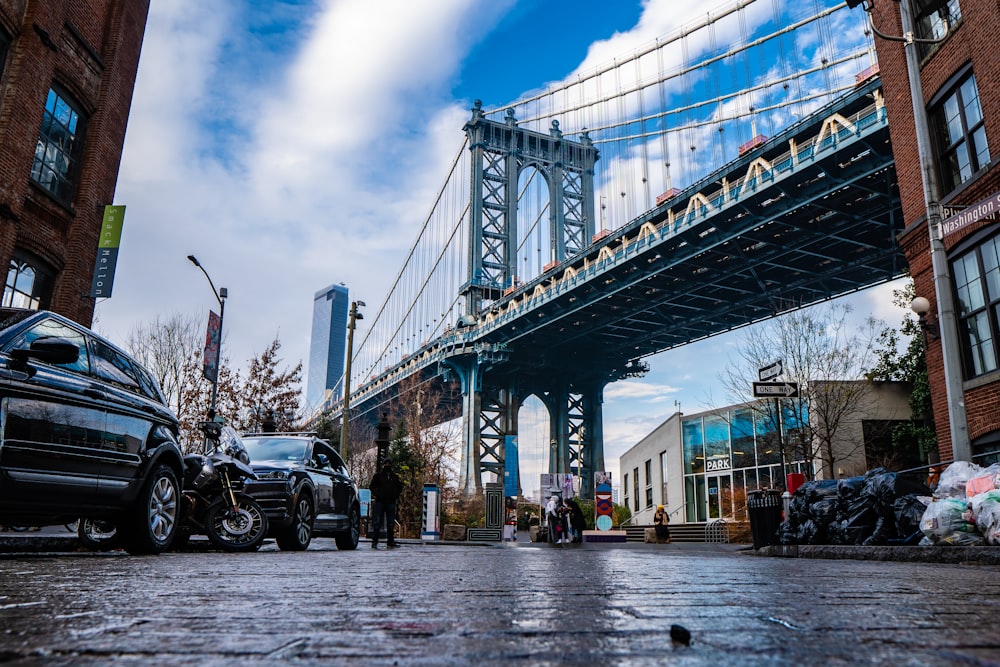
[912,0,960,58]
[31,87,86,203]
[932,72,989,194]
[632,466,639,511]
[1,28,10,81]
[952,233,1000,377]
[623,473,629,511]
[3,250,54,310]
[660,452,668,507]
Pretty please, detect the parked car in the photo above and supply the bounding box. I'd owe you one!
[241,433,360,551]
[0,308,183,554]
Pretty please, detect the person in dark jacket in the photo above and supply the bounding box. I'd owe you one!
[567,499,586,543]
[369,459,404,549]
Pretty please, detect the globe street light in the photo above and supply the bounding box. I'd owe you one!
[187,255,227,419]
[339,300,365,459]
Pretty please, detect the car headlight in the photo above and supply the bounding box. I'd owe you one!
[258,470,291,481]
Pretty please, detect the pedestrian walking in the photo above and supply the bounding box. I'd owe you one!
[653,504,671,543]
[545,496,563,544]
[369,459,404,549]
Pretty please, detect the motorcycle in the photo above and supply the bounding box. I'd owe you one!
[76,518,119,550]
[176,421,268,552]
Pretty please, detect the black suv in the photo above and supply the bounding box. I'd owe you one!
[0,308,183,554]
[241,433,360,551]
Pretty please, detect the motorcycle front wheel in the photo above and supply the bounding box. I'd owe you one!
[78,518,119,551]
[204,494,268,552]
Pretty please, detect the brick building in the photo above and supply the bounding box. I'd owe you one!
[868,0,1000,464]
[0,0,149,325]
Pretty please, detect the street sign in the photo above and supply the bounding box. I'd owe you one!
[752,381,799,398]
[758,359,783,381]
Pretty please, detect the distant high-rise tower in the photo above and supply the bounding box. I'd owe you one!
[307,283,349,411]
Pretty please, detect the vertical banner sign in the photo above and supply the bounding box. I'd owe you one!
[89,205,126,298]
[503,435,519,498]
[594,471,614,531]
[202,310,221,382]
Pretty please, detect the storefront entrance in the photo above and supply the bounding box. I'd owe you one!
[707,472,733,520]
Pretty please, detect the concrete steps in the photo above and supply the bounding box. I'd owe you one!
[624,523,708,543]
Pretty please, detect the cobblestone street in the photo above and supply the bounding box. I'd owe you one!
[1,540,999,665]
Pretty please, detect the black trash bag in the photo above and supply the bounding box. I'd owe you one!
[827,519,849,545]
[836,476,866,519]
[778,519,798,545]
[841,505,879,544]
[798,518,821,545]
[893,494,929,538]
[809,498,839,525]
[788,489,811,524]
[804,479,840,503]
[861,515,897,546]
[863,469,932,518]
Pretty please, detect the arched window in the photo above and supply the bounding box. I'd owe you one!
[3,250,54,310]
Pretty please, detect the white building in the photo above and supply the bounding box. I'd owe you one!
[620,381,914,526]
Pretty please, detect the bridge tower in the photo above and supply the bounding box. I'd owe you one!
[451,102,603,498]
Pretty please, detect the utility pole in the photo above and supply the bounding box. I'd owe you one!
[848,0,971,460]
[339,300,365,459]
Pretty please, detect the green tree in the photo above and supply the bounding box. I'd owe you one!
[866,279,936,465]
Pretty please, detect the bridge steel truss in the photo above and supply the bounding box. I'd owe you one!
[345,78,905,500]
[452,102,605,496]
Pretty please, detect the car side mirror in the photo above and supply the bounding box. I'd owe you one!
[314,453,330,469]
[9,336,80,366]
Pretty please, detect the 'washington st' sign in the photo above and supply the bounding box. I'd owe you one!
[941,189,1000,237]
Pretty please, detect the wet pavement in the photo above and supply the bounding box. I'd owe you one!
[1,537,998,665]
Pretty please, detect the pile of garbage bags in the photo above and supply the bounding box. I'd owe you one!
[919,461,1000,547]
[776,462,1000,547]
[778,468,931,546]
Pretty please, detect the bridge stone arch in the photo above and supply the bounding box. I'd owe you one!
[461,101,599,317]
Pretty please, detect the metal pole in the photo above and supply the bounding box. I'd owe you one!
[896,2,971,461]
[187,255,226,419]
[339,301,362,459]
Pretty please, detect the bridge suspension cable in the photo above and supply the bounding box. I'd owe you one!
[334,0,875,409]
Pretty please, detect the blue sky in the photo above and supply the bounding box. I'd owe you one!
[97,0,904,490]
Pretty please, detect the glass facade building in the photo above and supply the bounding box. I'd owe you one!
[681,406,807,523]
[307,283,349,411]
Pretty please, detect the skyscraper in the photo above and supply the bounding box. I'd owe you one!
[307,283,349,412]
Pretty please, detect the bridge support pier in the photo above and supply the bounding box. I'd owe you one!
[539,380,606,500]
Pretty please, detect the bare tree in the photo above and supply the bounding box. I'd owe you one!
[122,312,201,417]
[718,302,885,480]
[383,374,462,536]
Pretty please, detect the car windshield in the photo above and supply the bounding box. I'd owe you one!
[241,437,308,463]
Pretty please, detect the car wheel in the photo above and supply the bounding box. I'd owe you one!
[334,504,361,550]
[123,464,179,555]
[276,494,313,551]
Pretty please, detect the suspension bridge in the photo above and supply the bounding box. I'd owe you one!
[323,1,904,498]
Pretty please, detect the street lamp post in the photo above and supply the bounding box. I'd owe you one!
[187,255,227,419]
[848,0,971,461]
[339,300,365,459]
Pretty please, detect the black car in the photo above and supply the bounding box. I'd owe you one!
[241,433,360,551]
[0,308,183,554]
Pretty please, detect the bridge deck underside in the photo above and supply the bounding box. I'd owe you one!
[483,88,903,383]
[349,81,905,417]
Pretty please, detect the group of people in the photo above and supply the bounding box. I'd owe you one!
[545,495,586,544]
